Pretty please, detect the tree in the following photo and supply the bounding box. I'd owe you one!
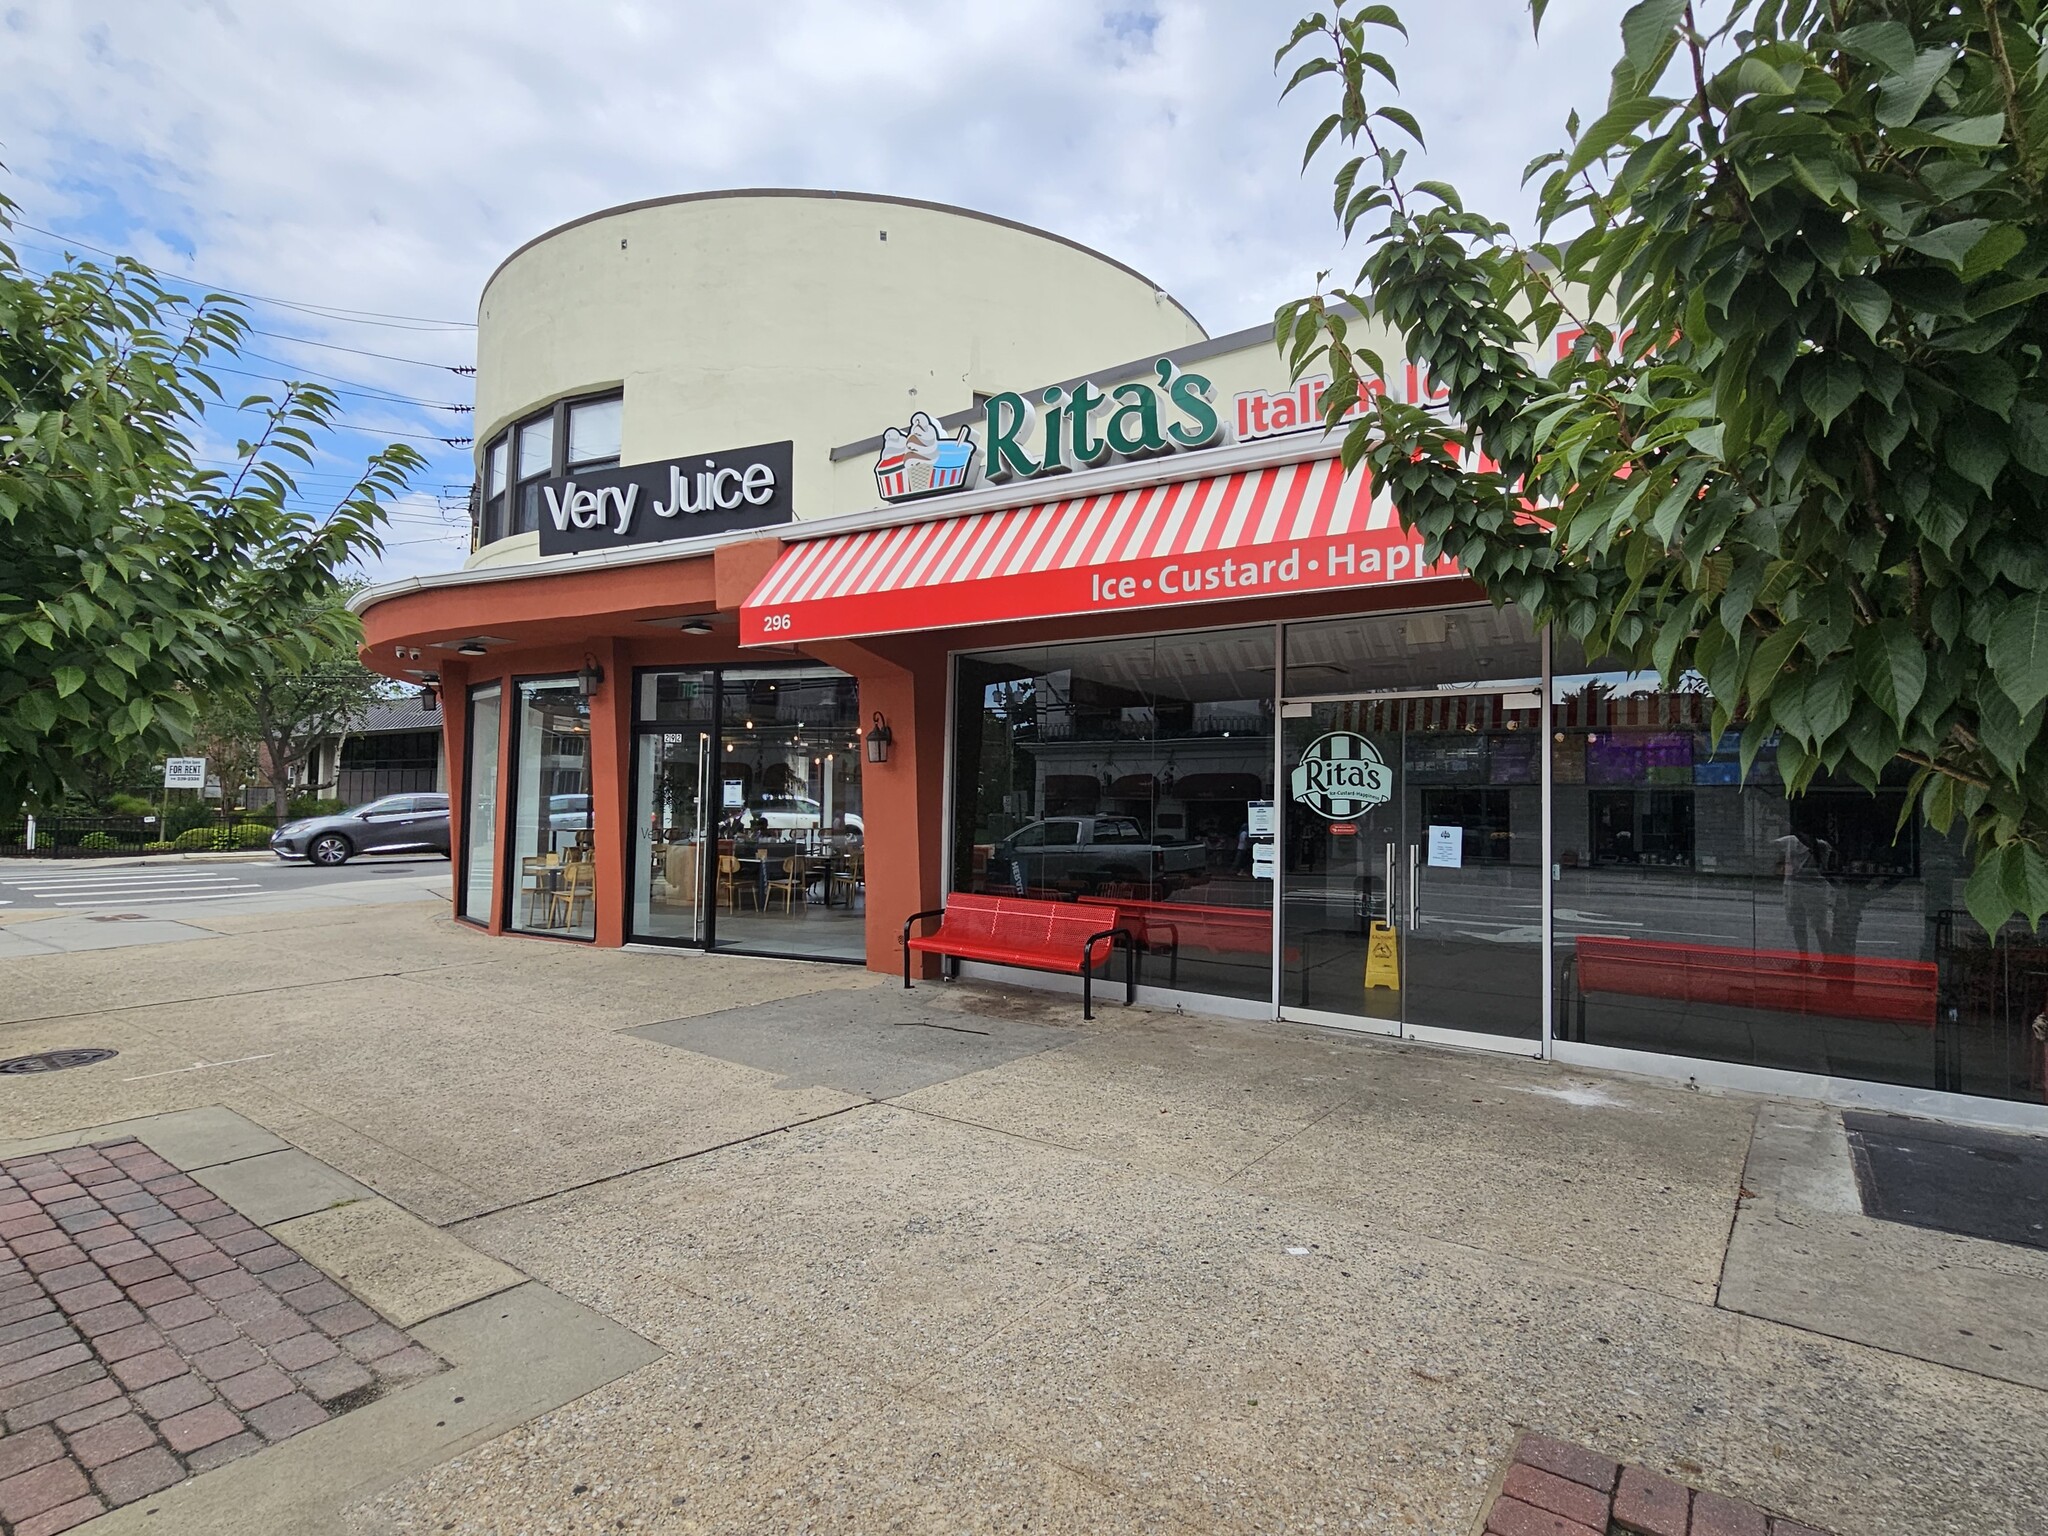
[0,195,425,812]
[197,593,388,818]
[1276,0,2048,934]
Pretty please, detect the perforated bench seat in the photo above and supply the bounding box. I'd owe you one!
[1569,935,1938,1030]
[903,893,1133,1019]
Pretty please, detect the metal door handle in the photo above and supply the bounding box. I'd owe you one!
[1384,841,1396,925]
[1408,842,1419,927]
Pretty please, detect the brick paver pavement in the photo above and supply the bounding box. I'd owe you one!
[1482,1433,1834,1536]
[0,1139,445,1534]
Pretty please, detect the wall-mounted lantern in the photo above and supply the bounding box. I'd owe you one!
[578,654,605,699]
[865,712,893,764]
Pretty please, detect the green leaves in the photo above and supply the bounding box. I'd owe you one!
[1855,622,1927,726]
[1875,47,1954,127]
[1989,593,2048,717]
[0,199,417,813]
[1277,0,2048,934]
[1620,0,1686,79]
[1798,355,1861,430]
[1905,219,1993,268]
[1965,841,2048,940]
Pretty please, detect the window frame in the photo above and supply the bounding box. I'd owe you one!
[475,388,623,546]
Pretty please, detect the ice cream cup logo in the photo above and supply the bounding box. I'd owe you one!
[876,412,977,502]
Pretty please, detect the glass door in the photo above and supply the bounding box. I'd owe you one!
[1280,703,1404,1032]
[1280,693,1543,1045]
[631,671,716,943]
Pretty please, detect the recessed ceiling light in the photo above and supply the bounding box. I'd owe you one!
[679,619,713,636]
[456,641,489,656]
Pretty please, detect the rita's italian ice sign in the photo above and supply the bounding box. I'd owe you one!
[876,412,976,503]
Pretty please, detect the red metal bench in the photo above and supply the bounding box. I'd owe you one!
[903,893,1133,1019]
[1566,935,1938,1037]
[1073,897,1296,987]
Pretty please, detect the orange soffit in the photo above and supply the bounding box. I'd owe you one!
[739,459,1461,646]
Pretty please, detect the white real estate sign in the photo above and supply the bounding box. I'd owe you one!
[163,757,208,790]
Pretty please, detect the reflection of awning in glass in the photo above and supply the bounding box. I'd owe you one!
[1171,772,1264,801]
[1042,775,1100,809]
[1107,774,1157,797]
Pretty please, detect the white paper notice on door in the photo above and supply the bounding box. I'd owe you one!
[1427,824,1463,868]
[1252,843,1276,880]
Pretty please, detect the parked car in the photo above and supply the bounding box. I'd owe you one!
[272,794,451,867]
[991,815,1205,895]
[548,793,592,832]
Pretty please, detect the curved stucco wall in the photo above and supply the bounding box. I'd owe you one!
[470,190,1207,561]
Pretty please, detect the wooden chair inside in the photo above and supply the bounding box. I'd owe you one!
[549,857,593,930]
[521,853,561,926]
[832,847,865,906]
[764,855,804,914]
[718,854,742,910]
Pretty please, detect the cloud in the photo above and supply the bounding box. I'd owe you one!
[3,0,1626,584]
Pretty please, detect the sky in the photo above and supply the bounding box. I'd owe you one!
[3,0,1626,586]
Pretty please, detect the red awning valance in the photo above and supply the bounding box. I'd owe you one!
[740,456,1462,646]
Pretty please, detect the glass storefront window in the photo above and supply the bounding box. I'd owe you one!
[951,627,1278,1006]
[509,679,594,939]
[460,683,500,925]
[717,668,865,960]
[1544,665,2035,1096]
[1285,606,1542,695]
[629,666,865,961]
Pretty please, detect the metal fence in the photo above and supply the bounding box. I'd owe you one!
[0,809,282,860]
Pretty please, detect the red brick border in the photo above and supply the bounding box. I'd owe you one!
[1483,1435,1832,1536]
[0,1139,446,1534]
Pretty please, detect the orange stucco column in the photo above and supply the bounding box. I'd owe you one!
[589,639,631,946]
[810,637,950,979]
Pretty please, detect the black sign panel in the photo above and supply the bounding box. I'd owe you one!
[535,440,795,556]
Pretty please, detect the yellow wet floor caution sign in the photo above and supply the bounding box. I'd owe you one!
[1364,921,1401,991]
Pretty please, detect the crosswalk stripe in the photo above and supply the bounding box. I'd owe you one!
[55,891,271,906]
[9,874,248,886]
[9,881,251,896]
[6,876,246,888]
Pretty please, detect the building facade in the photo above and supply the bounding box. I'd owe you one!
[355,190,2047,1129]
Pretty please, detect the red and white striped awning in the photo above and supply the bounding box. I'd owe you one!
[740,455,1463,646]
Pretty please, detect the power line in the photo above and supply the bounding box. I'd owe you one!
[204,362,470,412]
[204,406,470,447]
[247,329,473,373]
[234,348,473,406]
[11,222,476,328]
[15,253,479,391]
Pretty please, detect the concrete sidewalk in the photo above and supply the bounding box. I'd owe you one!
[1,899,2043,1534]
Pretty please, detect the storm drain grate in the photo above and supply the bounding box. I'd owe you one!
[0,1047,120,1073]
[87,912,147,922]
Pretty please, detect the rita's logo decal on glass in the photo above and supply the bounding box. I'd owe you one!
[875,412,977,503]
[1290,732,1391,820]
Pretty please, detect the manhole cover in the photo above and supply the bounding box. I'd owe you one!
[0,1048,120,1074]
